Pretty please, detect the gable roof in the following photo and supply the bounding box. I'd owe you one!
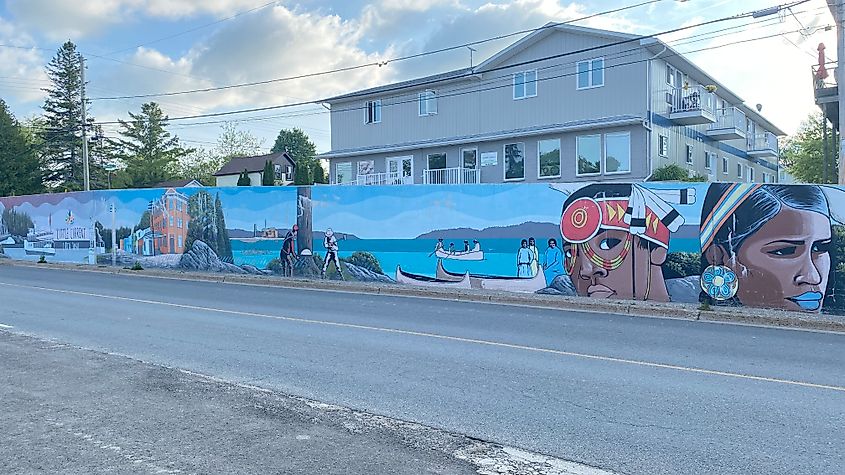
[213,151,295,177]
[324,67,474,103]
[153,179,203,188]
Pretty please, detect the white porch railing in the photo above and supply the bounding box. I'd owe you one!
[710,106,746,131]
[749,132,779,154]
[422,167,481,184]
[670,85,716,115]
[355,172,403,186]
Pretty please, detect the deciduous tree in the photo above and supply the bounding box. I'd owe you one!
[781,112,838,184]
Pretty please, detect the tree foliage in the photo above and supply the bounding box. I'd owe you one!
[237,169,251,186]
[781,112,838,184]
[262,160,275,186]
[648,163,707,182]
[175,122,264,185]
[271,128,324,184]
[0,99,43,196]
[2,208,34,236]
[110,102,193,188]
[186,191,232,261]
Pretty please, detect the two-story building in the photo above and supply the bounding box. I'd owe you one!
[150,188,190,255]
[322,23,783,185]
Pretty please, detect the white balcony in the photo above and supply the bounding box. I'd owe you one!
[668,85,716,125]
[748,132,779,158]
[706,107,746,141]
[422,167,480,185]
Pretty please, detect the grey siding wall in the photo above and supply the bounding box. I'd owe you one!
[647,58,779,183]
[329,124,648,184]
[329,30,650,152]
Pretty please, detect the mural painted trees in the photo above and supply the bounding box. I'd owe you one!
[1,208,34,237]
[186,191,232,261]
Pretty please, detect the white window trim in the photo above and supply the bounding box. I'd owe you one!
[576,57,605,90]
[604,132,631,175]
[737,163,743,178]
[704,151,712,170]
[513,69,538,100]
[537,138,561,180]
[460,147,479,170]
[658,134,669,158]
[575,134,602,177]
[503,142,526,182]
[686,144,694,165]
[418,89,437,116]
[335,161,354,185]
[386,155,414,183]
[722,157,729,175]
[426,152,447,170]
[366,99,381,124]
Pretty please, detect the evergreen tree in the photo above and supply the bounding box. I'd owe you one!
[40,41,89,190]
[0,99,43,195]
[310,161,326,184]
[271,128,317,185]
[111,102,192,188]
[185,191,232,260]
[214,194,233,261]
[237,169,251,186]
[262,160,275,186]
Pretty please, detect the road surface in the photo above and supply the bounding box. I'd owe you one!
[0,265,843,474]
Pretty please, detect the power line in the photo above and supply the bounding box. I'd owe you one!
[88,0,667,101]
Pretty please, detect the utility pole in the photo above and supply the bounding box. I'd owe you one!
[828,0,845,183]
[80,54,91,192]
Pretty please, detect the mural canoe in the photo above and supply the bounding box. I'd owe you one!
[435,260,547,293]
[395,265,472,289]
[434,248,484,261]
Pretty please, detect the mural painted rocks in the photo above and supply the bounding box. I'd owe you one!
[179,240,248,274]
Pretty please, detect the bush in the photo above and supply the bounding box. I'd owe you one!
[663,252,700,279]
[37,255,46,264]
[130,261,143,271]
[266,258,284,274]
[649,164,707,182]
[341,251,382,274]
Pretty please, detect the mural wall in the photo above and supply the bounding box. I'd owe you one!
[1,182,843,315]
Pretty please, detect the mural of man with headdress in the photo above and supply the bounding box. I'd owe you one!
[559,183,690,302]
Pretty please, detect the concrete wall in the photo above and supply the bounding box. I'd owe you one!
[2,182,842,315]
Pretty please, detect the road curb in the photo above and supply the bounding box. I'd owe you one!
[2,259,844,333]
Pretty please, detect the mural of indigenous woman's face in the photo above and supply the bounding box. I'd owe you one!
[705,206,831,312]
[564,229,669,301]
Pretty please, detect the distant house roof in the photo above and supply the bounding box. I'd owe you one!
[213,151,295,177]
[153,179,203,188]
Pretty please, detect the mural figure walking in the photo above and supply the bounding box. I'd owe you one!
[559,184,686,302]
[517,239,534,277]
[699,184,835,312]
[528,237,539,276]
[280,224,298,277]
[322,228,343,279]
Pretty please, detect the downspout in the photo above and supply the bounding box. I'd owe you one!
[643,44,667,182]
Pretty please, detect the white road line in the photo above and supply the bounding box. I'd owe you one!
[1,280,844,393]
[0,323,13,329]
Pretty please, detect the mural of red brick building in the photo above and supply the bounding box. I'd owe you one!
[151,188,190,254]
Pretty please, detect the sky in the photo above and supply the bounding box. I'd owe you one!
[0,0,837,155]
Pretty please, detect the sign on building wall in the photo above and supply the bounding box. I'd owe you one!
[480,152,497,167]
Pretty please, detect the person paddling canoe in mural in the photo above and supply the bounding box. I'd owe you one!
[429,238,445,257]
[543,238,564,285]
[321,227,343,279]
[280,224,298,277]
[560,183,686,301]
[517,239,534,277]
[699,184,835,312]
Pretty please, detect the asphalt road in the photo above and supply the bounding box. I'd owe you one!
[0,265,843,474]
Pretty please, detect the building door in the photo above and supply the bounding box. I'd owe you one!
[387,156,413,184]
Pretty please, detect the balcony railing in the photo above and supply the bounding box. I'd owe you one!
[748,132,779,156]
[706,106,746,140]
[422,167,480,185]
[668,85,716,125]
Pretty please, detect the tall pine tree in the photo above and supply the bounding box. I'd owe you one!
[41,41,94,191]
[0,99,43,195]
[111,102,192,188]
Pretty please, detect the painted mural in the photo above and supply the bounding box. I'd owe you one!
[1,182,844,315]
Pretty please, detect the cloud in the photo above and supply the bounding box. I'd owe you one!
[6,0,128,40]
[0,15,49,104]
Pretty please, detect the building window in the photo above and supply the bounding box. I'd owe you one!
[461,148,478,169]
[177,218,183,229]
[427,153,447,170]
[722,157,728,174]
[285,165,293,181]
[513,70,537,99]
[178,235,183,249]
[336,161,353,184]
[658,135,669,157]
[274,164,283,180]
[419,90,437,115]
[504,143,525,181]
[605,132,631,174]
[704,151,712,170]
[577,57,604,89]
[176,200,182,212]
[737,163,742,178]
[357,160,375,176]
[748,166,755,183]
[366,99,381,124]
[538,139,561,179]
[576,135,601,176]
[169,216,174,227]
[686,145,694,165]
